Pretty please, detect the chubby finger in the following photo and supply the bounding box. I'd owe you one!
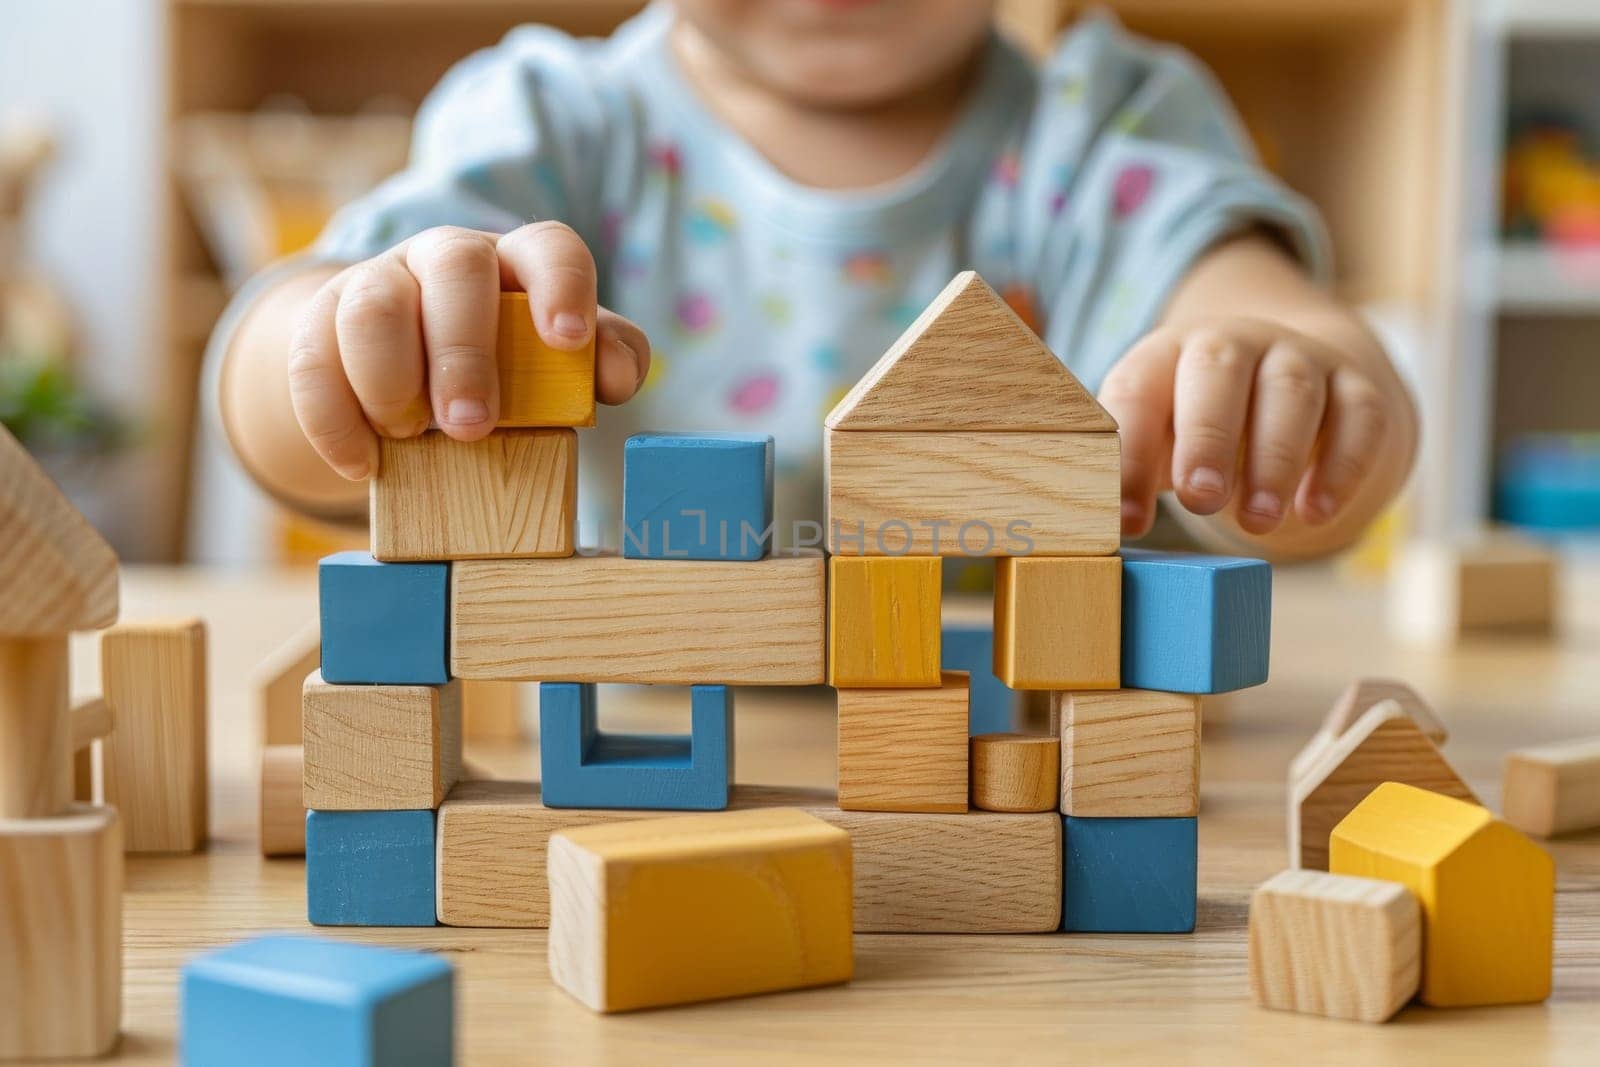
[334,254,429,438]
[1170,325,1267,516]
[595,310,651,405]
[287,273,379,480]
[497,221,597,351]
[404,227,502,439]
[1237,341,1328,534]
[1298,368,1392,525]
[1098,329,1179,537]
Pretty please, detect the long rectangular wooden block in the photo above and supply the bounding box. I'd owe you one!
[995,556,1120,690]
[451,551,825,684]
[301,672,462,811]
[101,618,208,853]
[1503,736,1600,837]
[372,428,577,561]
[435,781,1061,932]
[828,556,941,687]
[837,672,969,813]
[548,809,853,1013]
[1056,689,1200,817]
[495,291,595,428]
[825,429,1119,556]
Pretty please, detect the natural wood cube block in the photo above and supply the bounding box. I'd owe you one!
[1503,735,1600,838]
[253,618,319,747]
[302,672,462,810]
[994,556,1120,689]
[1388,535,1557,645]
[496,291,596,427]
[1055,689,1200,817]
[259,744,306,857]
[969,733,1059,812]
[828,556,941,687]
[837,672,969,813]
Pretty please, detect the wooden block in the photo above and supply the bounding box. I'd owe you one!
[319,552,449,686]
[70,696,111,807]
[252,618,319,746]
[451,551,825,684]
[970,733,1058,812]
[260,744,306,858]
[825,429,1120,556]
[824,271,1116,432]
[0,635,70,818]
[1330,781,1553,1007]
[548,809,853,1013]
[994,556,1120,689]
[306,810,437,927]
[301,672,462,811]
[182,934,454,1067]
[0,805,121,1058]
[371,428,577,561]
[435,781,1061,932]
[1290,700,1477,871]
[1248,869,1420,1023]
[461,679,523,742]
[1061,815,1196,933]
[1503,735,1600,837]
[1056,689,1201,818]
[828,556,941,687]
[101,618,208,852]
[622,433,774,560]
[0,424,118,636]
[496,290,596,427]
[1288,678,1445,784]
[838,672,969,813]
[1120,549,1272,693]
[1388,535,1558,645]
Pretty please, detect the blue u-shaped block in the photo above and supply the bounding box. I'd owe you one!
[539,682,733,810]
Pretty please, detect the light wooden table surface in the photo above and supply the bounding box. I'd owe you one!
[61,562,1600,1065]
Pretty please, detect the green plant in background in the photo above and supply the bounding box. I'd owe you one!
[0,349,128,456]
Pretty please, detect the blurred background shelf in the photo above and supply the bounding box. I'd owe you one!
[1493,242,1600,314]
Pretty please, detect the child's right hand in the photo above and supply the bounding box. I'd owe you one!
[288,222,650,480]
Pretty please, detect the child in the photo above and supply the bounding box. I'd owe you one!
[216,0,1415,559]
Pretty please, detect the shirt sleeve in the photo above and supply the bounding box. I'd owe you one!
[1021,15,1332,392]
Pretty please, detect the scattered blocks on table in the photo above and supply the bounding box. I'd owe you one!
[302,673,462,811]
[181,934,454,1067]
[547,808,853,1012]
[1056,689,1200,818]
[1120,549,1271,694]
[495,290,596,428]
[993,556,1120,690]
[828,556,941,687]
[538,682,732,811]
[970,733,1058,812]
[1388,534,1558,645]
[260,744,306,857]
[1061,815,1197,933]
[1248,868,1420,1023]
[306,810,437,927]
[1288,678,1446,783]
[622,433,775,561]
[942,596,1016,734]
[319,552,449,686]
[1503,735,1600,837]
[837,671,969,813]
[1330,781,1553,1007]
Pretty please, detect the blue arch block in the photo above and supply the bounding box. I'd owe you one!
[539,682,733,810]
[1062,815,1197,933]
[1120,550,1271,694]
[622,433,775,560]
[319,551,449,685]
[307,810,437,927]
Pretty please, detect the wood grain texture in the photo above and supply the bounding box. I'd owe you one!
[1248,868,1420,1023]
[970,733,1059,812]
[101,619,209,852]
[437,781,1060,933]
[496,291,596,428]
[1388,536,1558,645]
[301,671,462,811]
[1055,689,1200,817]
[837,672,970,813]
[824,271,1115,432]
[994,556,1121,689]
[825,429,1120,556]
[259,744,306,857]
[71,696,112,750]
[0,635,70,818]
[0,424,118,635]
[372,428,577,561]
[463,679,524,742]
[1291,700,1477,871]
[1288,678,1445,783]
[547,809,853,1013]
[451,551,826,684]
[252,617,318,746]
[1503,736,1600,838]
[828,556,941,687]
[0,805,122,1058]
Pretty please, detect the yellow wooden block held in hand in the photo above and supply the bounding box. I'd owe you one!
[496,292,596,427]
[547,808,853,1013]
[1329,781,1553,1007]
[828,556,940,687]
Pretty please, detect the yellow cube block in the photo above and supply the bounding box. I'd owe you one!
[496,292,596,428]
[994,556,1120,690]
[547,808,853,1012]
[1329,781,1553,1007]
[828,556,941,687]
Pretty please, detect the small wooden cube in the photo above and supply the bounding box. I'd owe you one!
[1248,868,1420,1023]
[259,745,306,858]
[1503,736,1600,838]
[301,672,462,811]
[828,556,941,687]
[496,291,596,427]
[837,671,969,813]
[1055,689,1200,817]
[1388,535,1557,645]
[994,556,1120,689]
[970,733,1059,812]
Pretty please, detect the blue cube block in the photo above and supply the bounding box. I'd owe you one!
[1061,816,1197,933]
[307,810,436,926]
[622,433,774,560]
[1120,550,1271,694]
[181,935,453,1067]
[941,619,1016,735]
[539,682,732,810]
[319,552,449,685]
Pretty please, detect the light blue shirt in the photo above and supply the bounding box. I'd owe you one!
[316,5,1328,545]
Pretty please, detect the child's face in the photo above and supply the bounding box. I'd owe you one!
[673,0,996,108]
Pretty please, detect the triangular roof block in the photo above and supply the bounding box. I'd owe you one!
[825,271,1117,432]
[0,425,118,635]
[1288,678,1447,783]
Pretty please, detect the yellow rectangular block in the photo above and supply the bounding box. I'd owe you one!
[547,808,853,1013]
[995,556,1120,689]
[837,672,969,813]
[301,672,462,810]
[828,556,941,687]
[496,291,596,427]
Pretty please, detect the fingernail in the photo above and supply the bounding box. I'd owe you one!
[1246,490,1282,520]
[1121,499,1146,527]
[1310,492,1339,523]
[342,461,371,482]
[1187,467,1226,496]
[553,311,589,339]
[445,398,490,427]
